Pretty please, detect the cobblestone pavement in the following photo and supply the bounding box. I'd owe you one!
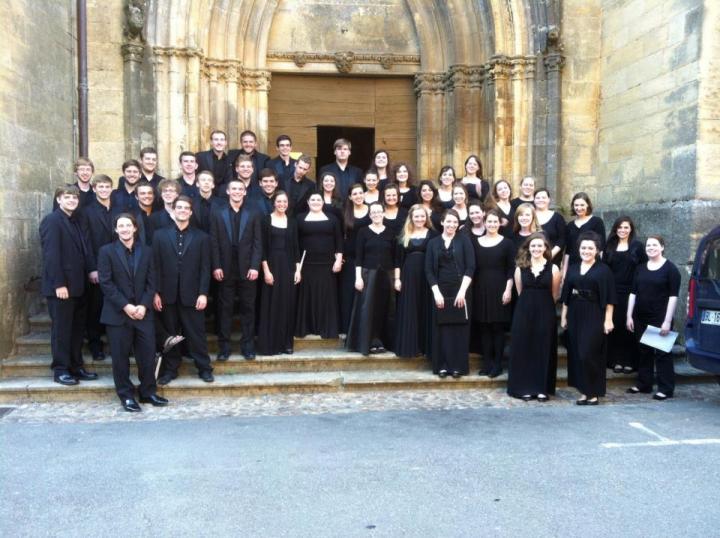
[2,382,719,424]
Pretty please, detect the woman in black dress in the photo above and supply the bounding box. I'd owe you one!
[340,184,370,334]
[473,209,516,377]
[507,233,562,401]
[488,179,514,236]
[533,188,566,264]
[319,171,344,221]
[451,183,470,227]
[363,170,381,205]
[425,209,475,378]
[257,191,301,355]
[460,155,490,202]
[560,231,617,405]
[605,216,646,373]
[418,179,444,230]
[393,162,418,209]
[295,193,344,338]
[626,235,681,400]
[436,166,456,208]
[563,192,606,278]
[395,204,437,358]
[346,202,397,355]
[510,202,543,250]
[382,183,408,239]
[511,176,536,210]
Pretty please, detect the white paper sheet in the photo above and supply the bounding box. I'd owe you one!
[639,325,679,353]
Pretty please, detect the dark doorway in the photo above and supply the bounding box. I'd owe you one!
[317,126,375,172]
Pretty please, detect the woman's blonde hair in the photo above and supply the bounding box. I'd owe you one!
[399,204,432,247]
[512,203,541,234]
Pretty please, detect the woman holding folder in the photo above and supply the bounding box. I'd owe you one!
[425,209,474,378]
[626,235,681,400]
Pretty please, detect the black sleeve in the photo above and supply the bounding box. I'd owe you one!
[425,239,439,287]
[98,246,129,310]
[504,239,517,279]
[248,212,263,270]
[553,212,566,250]
[355,227,367,267]
[261,215,270,264]
[140,251,156,310]
[209,212,221,271]
[289,218,301,264]
[599,264,617,309]
[667,261,682,296]
[332,215,343,255]
[396,242,406,272]
[198,232,210,295]
[560,265,574,305]
[460,234,475,278]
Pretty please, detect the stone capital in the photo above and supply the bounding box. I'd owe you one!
[121,42,145,63]
[413,72,445,97]
[544,53,565,73]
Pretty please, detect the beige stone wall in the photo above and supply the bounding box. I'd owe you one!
[0,1,76,357]
[597,0,703,209]
[560,0,602,209]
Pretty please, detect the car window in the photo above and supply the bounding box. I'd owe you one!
[700,237,720,280]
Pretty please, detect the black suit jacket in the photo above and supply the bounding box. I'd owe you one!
[268,156,297,188]
[81,200,114,257]
[196,150,234,188]
[153,226,210,307]
[425,233,476,288]
[286,177,316,216]
[98,240,155,326]
[319,162,363,198]
[194,195,223,233]
[39,208,95,298]
[209,203,262,278]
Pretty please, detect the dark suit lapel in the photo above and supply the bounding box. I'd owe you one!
[133,243,143,277]
[238,208,249,240]
[60,212,83,252]
[98,205,112,234]
[114,241,132,278]
[180,227,194,257]
[222,207,232,242]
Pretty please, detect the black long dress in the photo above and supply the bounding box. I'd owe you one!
[561,262,617,398]
[605,240,646,369]
[472,238,516,324]
[346,227,397,355]
[539,211,566,266]
[395,232,437,358]
[339,212,370,333]
[565,216,606,266]
[257,217,300,355]
[295,214,343,338]
[507,264,558,397]
[426,234,475,375]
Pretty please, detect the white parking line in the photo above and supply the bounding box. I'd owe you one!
[601,421,720,449]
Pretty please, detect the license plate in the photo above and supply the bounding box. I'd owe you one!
[701,310,720,325]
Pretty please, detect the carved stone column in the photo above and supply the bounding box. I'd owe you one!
[490,57,512,182]
[510,57,536,186]
[445,65,473,167]
[121,0,147,159]
[543,51,565,200]
[414,72,446,179]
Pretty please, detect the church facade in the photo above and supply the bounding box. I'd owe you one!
[0,0,718,356]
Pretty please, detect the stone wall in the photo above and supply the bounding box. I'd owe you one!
[0,1,77,357]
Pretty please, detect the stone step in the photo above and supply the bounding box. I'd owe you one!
[13,332,340,356]
[0,358,709,403]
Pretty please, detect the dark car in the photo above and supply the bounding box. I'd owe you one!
[685,225,720,375]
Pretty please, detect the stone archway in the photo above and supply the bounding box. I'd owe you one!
[130,0,562,188]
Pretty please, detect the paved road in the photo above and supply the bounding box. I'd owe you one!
[2,387,720,537]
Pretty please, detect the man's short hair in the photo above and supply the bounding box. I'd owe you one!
[74,157,95,172]
[297,154,312,166]
[135,181,154,194]
[122,159,142,172]
[139,147,157,159]
[234,154,254,167]
[259,168,278,181]
[197,170,216,183]
[55,185,80,199]
[91,174,113,188]
[157,178,182,193]
[276,134,292,147]
[240,130,257,141]
[333,138,351,151]
[210,130,227,139]
[178,151,196,162]
[172,195,194,209]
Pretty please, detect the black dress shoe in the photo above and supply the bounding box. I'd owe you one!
[487,367,503,379]
[451,371,462,379]
[521,395,533,402]
[54,373,79,386]
[139,394,169,406]
[284,348,294,355]
[92,352,106,361]
[122,399,142,412]
[242,348,256,360]
[652,392,672,401]
[199,370,214,383]
[72,368,99,381]
[438,369,448,378]
[216,351,230,362]
[157,373,177,386]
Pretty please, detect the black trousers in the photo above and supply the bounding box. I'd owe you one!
[217,275,256,351]
[47,296,86,375]
[158,302,212,375]
[84,282,105,356]
[637,343,675,395]
[106,320,157,401]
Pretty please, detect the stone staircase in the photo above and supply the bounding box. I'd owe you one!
[0,312,711,403]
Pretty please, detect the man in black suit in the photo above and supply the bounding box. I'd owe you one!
[195,170,223,233]
[177,151,200,201]
[210,178,262,360]
[286,154,315,216]
[267,134,296,189]
[111,159,142,214]
[152,196,213,384]
[196,130,234,192]
[81,174,115,360]
[39,185,99,385]
[98,212,168,412]
[230,130,269,183]
[319,138,363,199]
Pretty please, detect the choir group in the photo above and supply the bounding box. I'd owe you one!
[39,132,681,412]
